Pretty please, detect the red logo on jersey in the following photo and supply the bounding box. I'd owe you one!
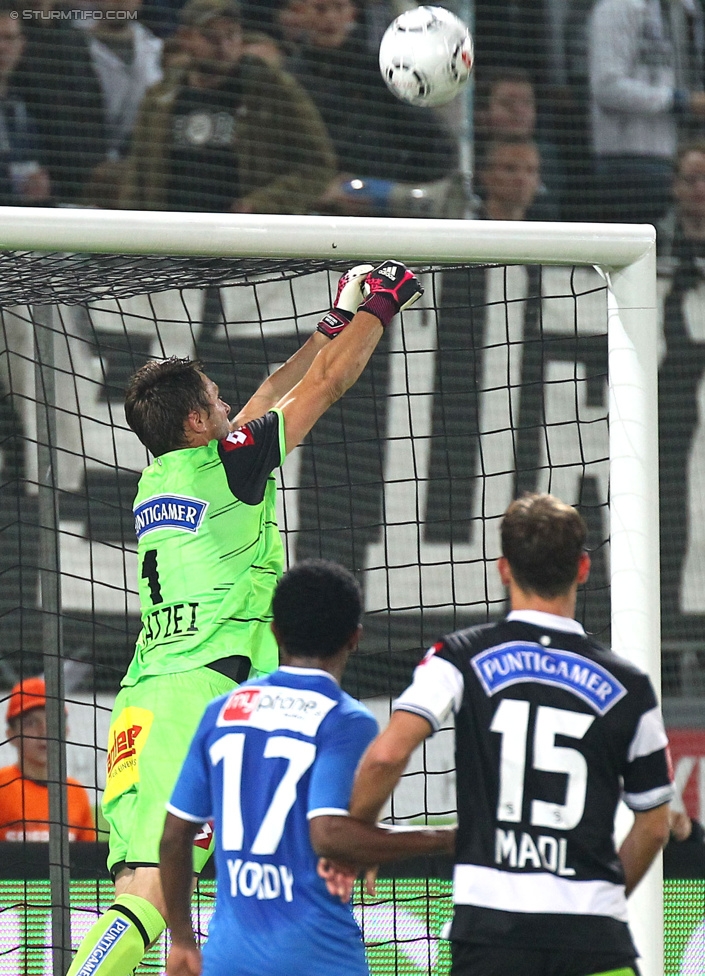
[193,820,214,850]
[222,687,261,721]
[222,426,254,451]
[107,724,142,775]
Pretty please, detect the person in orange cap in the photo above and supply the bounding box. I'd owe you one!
[0,676,95,842]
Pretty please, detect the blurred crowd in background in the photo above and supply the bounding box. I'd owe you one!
[1,0,705,239]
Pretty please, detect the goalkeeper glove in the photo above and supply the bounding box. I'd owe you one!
[359,261,423,328]
[316,263,375,339]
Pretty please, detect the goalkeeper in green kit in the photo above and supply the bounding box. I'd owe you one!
[67,261,423,976]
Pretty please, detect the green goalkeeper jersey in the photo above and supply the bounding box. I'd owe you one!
[122,410,286,685]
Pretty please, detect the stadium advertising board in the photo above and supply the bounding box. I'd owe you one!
[669,729,705,822]
[0,878,702,976]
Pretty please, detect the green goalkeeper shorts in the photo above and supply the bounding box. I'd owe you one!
[102,667,237,875]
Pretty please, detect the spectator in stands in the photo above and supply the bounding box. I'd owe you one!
[589,0,705,224]
[88,0,162,159]
[0,3,51,205]
[475,136,552,221]
[274,0,402,54]
[120,0,335,213]
[13,0,106,203]
[83,0,162,205]
[476,67,564,219]
[0,677,95,842]
[274,0,308,50]
[659,141,705,259]
[284,0,457,217]
[657,143,705,657]
[663,809,705,878]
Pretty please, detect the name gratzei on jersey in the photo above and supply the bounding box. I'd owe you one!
[133,493,209,646]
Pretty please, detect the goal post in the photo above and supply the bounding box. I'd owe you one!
[0,210,661,976]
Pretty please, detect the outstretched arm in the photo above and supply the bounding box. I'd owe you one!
[350,710,433,822]
[314,710,438,902]
[311,814,455,866]
[233,264,374,428]
[232,330,328,428]
[275,262,422,453]
[275,309,384,453]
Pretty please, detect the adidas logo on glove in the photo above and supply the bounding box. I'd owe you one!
[376,265,398,280]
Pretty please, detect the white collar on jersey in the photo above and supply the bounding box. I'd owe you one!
[278,665,340,685]
[506,609,586,636]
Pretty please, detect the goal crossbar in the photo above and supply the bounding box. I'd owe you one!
[0,207,654,266]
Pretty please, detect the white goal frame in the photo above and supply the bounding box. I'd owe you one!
[0,208,661,976]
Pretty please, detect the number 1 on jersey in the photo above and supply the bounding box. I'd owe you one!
[141,548,162,604]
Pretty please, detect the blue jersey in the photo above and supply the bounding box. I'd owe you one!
[168,666,379,976]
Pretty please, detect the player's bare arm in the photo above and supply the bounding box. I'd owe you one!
[232,331,329,429]
[235,261,422,451]
[276,262,423,453]
[276,309,384,452]
[310,813,455,867]
[315,711,439,902]
[348,710,433,823]
[232,264,375,428]
[619,803,671,897]
[312,814,455,903]
[160,813,202,976]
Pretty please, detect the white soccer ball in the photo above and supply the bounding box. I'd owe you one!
[379,6,474,108]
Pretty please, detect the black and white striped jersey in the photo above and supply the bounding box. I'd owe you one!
[393,609,674,954]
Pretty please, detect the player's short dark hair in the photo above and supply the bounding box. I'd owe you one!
[501,493,587,598]
[124,356,211,457]
[272,559,363,659]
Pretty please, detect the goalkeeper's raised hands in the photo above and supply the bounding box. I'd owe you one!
[316,263,375,339]
[359,260,423,328]
[317,261,424,338]
[241,259,423,455]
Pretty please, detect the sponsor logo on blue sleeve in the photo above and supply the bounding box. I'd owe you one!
[134,494,208,539]
[471,642,626,715]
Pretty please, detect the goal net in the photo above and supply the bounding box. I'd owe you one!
[0,211,660,976]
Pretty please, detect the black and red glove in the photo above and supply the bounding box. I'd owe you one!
[358,261,423,328]
[316,264,375,339]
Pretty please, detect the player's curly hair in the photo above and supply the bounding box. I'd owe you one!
[501,492,587,598]
[272,560,362,659]
[124,356,211,457]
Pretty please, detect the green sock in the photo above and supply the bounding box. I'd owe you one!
[66,893,166,976]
